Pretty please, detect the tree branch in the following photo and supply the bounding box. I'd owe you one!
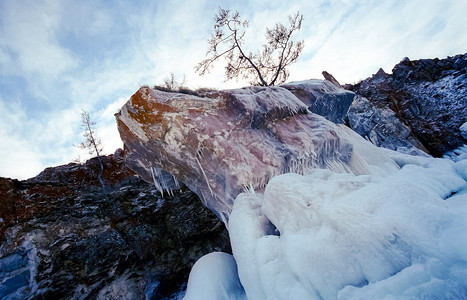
[195,8,304,87]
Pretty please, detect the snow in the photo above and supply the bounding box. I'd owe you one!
[184,252,246,300]
[185,146,467,299]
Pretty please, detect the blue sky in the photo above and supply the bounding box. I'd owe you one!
[0,0,466,179]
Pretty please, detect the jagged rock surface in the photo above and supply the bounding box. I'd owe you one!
[0,152,229,299]
[116,82,400,223]
[348,53,467,156]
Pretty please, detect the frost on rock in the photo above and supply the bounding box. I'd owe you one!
[226,152,467,299]
[116,83,401,223]
[351,53,467,156]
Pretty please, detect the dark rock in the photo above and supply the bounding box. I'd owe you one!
[349,53,467,156]
[0,151,230,299]
[322,71,342,87]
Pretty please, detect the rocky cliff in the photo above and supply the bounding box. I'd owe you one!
[347,53,467,156]
[0,150,230,299]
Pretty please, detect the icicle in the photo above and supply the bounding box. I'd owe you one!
[160,169,171,196]
[172,175,181,190]
[196,156,214,196]
[284,149,324,175]
[150,166,180,196]
[242,183,256,194]
[150,166,164,196]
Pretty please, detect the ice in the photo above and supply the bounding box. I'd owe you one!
[224,151,467,299]
[150,166,181,196]
[184,252,246,300]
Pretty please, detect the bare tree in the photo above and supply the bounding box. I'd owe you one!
[78,110,105,190]
[196,8,304,86]
[163,72,187,90]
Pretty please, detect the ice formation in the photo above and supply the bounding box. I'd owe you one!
[185,148,467,299]
[184,252,246,300]
[150,166,181,196]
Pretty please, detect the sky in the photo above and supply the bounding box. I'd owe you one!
[0,0,466,179]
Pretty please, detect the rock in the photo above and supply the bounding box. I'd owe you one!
[0,152,230,299]
[321,71,342,87]
[116,83,399,223]
[347,95,429,156]
[0,251,30,299]
[0,270,30,299]
[281,79,355,124]
[349,53,467,156]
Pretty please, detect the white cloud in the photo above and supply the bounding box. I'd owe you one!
[0,0,78,78]
[292,0,467,84]
[0,100,44,179]
[0,134,44,179]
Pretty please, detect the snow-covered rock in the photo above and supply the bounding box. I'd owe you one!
[115,53,467,298]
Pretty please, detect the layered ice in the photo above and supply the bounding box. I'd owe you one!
[186,148,467,299]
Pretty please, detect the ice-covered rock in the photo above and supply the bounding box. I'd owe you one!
[116,83,399,223]
[184,252,246,300]
[461,122,467,139]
